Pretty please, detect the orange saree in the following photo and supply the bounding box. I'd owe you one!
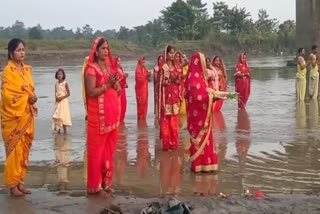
[1,60,37,187]
[84,37,120,193]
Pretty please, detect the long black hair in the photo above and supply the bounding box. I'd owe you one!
[55,68,66,80]
[8,38,25,60]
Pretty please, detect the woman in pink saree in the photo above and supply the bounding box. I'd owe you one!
[212,56,227,112]
[83,37,121,194]
[235,53,251,109]
[185,52,218,173]
[113,57,128,123]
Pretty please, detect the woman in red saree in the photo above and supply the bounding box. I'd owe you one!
[113,57,128,123]
[159,46,181,150]
[185,52,218,173]
[153,55,164,125]
[235,53,251,109]
[83,37,121,194]
[212,56,227,112]
[135,57,149,121]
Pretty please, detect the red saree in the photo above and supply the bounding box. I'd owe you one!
[235,53,251,109]
[159,47,181,150]
[136,124,150,177]
[84,37,120,193]
[212,56,227,112]
[185,52,218,173]
[160,150,182,197]
[135,57,149,121]
[236,109,251,170]
[113,57,127,123]
[153,55,164,124]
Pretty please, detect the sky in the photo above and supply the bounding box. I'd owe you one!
[0,0,295,31]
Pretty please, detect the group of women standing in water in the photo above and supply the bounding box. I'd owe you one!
[0,36,251,196]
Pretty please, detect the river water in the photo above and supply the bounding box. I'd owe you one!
[1,56,320,197]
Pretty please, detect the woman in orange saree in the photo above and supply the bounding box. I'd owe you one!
[83,37,121,194]
[212,56,227,112]
[135,57,149,121]
[113,57,128,124]
[159,46,181,150]
[1,38,38,196]
[153,55,164,125]
[185,52,218,173]
[235,53,251,109]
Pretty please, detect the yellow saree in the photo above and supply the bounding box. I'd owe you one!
[1,60,37,187]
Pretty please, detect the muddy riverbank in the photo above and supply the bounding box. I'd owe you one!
[0,188,320,214]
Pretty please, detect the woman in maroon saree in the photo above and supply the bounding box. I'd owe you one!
[83,37,121,194]
[185,52,218,173]
[235,53,251,109]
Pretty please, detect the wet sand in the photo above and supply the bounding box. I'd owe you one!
[1,188,320,214]
[1,56,320,213]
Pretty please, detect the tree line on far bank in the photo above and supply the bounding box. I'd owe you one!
[0,0,295,55]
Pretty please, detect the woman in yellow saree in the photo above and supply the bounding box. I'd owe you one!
[1,38,37,196]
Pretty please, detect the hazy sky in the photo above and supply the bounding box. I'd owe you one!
[0,0,295,30]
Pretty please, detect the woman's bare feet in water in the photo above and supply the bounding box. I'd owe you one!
[18,183,32,194]
[10,186,24,197]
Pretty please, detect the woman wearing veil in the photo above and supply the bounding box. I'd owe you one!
[235,53,251,109]
[83,37,121,194]
[212,55,227,112]
[135,56,150,121]
[185,52,218,173]
[158,45,181,151]
[113,57,128,123]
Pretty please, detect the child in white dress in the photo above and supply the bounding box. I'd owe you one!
[52,68,72,134]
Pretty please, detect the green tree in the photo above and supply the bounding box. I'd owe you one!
[118,26,130,40]
[161,0,195,40]
[278,20,296,50]
[256,9,278,33]
[10,20,27,38]
[212,1,229,32]
[82,24,93,39]
[29,25,43,39]
[187,0,210,39]
[224,6,251,35]
[74,27,83,39]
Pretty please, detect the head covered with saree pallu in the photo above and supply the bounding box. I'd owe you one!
[185,52,217,169]
[237,52,249,68]
[84,37,120,134]
[212,55,227,78]
[113,56,123,70]
[235,52,250,109]
[158,45,176,120]
[135,56,149,87]
[174,51,184,67]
